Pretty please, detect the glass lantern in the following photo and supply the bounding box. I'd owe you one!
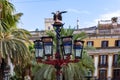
[62,36,72,56]
[74,40,84,59]
[34,40,44,59]
[42,36,53,57]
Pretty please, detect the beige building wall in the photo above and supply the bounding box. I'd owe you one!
[108,54,113,79]
[94,55,99,77]
[45,18,54,30]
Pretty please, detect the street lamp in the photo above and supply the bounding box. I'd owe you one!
[74,40,84,59]
[34,11,84,80]
[61,36,72,56]
[85,70,92,80]
[42,37,53,57]
[42,36,53,60]
[34,40,44,59]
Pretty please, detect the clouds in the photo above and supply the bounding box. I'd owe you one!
[83,10,120,27]
[66,9,120,28]
[95,10,120,25]
[97,10,120,21]
[66,9,90,15]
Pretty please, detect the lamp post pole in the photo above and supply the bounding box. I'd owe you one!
[53,11,65,80]
[56,26,61,80]
[54,25,63,80]
[55,25,62,59]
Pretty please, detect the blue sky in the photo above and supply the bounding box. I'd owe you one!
[11,0,120,31]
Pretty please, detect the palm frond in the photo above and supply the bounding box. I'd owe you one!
[84,46,96,50]
[34,64,55,80]
[0,19,9,32]
[14,13,23,21]
[11,28,31,43]
[73,32,88,40]
[80,50,95,72]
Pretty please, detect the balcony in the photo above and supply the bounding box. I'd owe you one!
[98,78,107,80]
[87,48,120,54]
[112,78,120,80]
[113,63,120,68]
[98,63,108,68]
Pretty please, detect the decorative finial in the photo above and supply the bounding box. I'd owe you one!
[52,11,67,26]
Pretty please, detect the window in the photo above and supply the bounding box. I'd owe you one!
[101,41,108,48]
[87,41,94,47]
[113,69,120,80]
[113,54,118,66]
[99,70,107,80]
[115,40,120,47]
[114,54,118,64]
[99,55,108,67]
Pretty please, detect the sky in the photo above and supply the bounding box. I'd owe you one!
[10,0,120,31]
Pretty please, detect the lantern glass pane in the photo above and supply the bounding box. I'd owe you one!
[35,49,44,58]
[45,45,52,55]
[74,40,84,59]
[38,49,43,57]
[34,42,38,48]
[34,40,44,58]
[75,49,82,57]
[64,45,71,55]
[35,49,39,57]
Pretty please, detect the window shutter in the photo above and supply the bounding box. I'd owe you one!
[92,41,94,46]
[115,40,118,47]
[106,55,108,66]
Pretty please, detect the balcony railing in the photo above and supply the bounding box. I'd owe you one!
[98,63,108,68]
[98,78,107,80]
[87,48,120,54]
[113,63,120,67]
[112,78,120,80]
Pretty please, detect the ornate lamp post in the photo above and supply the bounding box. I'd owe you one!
[34,11,84,80]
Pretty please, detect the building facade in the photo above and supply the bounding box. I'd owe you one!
[84,17,120,80]
[44,18,54,30]
[30,17,120,80]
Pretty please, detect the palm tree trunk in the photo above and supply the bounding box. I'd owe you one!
[0,55,2,80]
[8,56,15,76]
[0,58,5,80]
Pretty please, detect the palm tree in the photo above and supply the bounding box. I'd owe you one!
[33,28,94,80]
[0,0,32,80]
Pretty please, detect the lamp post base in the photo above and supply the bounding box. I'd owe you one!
[85,76,92,80]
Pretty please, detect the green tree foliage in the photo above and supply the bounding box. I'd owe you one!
[0,0,32,79]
